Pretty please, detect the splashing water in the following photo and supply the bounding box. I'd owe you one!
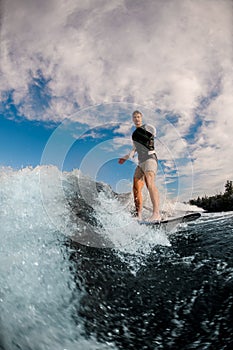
[0,165,214,350]
[93,191,171,256]
[0,166,118,350]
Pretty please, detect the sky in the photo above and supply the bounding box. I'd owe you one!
[0,0,233,201]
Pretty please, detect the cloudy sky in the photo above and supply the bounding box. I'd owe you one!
[0,0,233,200]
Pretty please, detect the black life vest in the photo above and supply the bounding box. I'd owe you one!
[132,125,155,151]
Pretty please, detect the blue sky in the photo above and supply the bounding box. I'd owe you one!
[0,107,136,191]
[0,114,54,168]
[0,0,232,200]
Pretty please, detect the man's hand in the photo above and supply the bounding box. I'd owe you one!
[118,157,126,164]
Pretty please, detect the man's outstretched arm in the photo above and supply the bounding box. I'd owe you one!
[118,146,136,164]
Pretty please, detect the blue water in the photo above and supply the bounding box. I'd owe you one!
[0,166,232,350]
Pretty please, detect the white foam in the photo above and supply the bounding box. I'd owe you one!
[0,166,117,350]
[93,191,171,255]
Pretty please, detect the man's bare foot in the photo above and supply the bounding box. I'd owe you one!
[147,214,161,222]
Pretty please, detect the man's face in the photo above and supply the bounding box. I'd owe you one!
[132,113,142,128]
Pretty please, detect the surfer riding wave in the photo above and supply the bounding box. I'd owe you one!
[118,110,161,222]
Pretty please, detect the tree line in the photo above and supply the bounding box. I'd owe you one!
[189,180,233,212]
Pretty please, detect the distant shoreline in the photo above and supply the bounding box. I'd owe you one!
[189,181,233,212]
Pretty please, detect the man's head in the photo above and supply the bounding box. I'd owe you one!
[132,110,143,128]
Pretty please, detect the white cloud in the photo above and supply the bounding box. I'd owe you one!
[114,123,132,136]
[0,0,233,198]
[1,0,232,121]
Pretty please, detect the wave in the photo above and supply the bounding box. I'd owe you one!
[0,166,232,350]
[0,166,118,350]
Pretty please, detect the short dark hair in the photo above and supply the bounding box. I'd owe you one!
[132,110,142,117]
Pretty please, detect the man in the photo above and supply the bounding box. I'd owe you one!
[118,110,161,221]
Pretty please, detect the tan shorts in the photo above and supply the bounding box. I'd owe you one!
[134,158,158,179]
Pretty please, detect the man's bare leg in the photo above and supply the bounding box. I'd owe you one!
[145,171,161,221]
[133,176,144,220]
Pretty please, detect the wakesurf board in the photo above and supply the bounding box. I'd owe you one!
[139,212,201,230]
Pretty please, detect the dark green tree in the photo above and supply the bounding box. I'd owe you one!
[189,180,233,212]
[224,180,233,196]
